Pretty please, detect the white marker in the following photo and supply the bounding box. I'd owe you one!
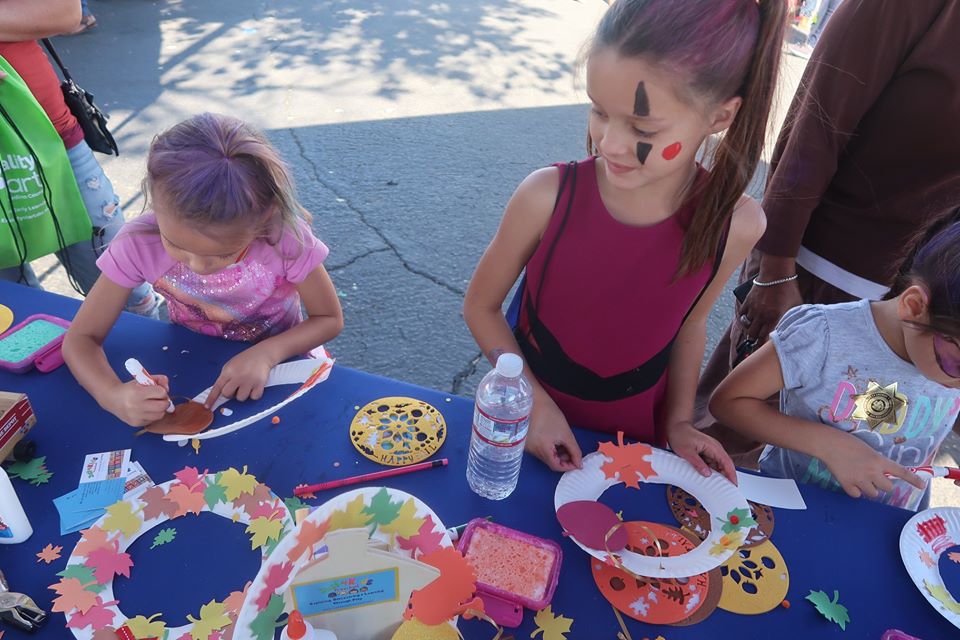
[125,358,175,413]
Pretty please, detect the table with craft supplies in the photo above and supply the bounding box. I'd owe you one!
[0,281,954,640]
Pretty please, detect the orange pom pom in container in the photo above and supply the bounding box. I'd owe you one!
[457,519,562,628]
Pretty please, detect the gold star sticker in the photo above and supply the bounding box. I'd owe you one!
[852,381,908,431]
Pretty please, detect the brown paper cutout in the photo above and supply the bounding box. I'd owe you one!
[138,401,213,436]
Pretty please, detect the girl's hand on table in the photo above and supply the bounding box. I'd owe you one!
[205,346,275,408]
[818,430,924,498]
[666,420,738,484]
[525,393,583,472]
[110,378,170,427]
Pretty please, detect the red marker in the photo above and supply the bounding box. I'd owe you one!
[294,458,448,495]
[886,466,960,481]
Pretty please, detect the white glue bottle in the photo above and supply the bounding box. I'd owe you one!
[280,610,337,640]
[0,466,32,544]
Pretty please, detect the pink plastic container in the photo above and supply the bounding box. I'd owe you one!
[457,519,562,628]
[0,314,70,374]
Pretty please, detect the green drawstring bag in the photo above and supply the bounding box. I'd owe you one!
[0,56,91,271]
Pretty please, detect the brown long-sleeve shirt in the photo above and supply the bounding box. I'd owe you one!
[758,0,960,285]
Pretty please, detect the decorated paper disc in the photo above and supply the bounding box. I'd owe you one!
[0,304,13,334]
[939,545,960,601]
[350,397,446,466]
[667,485,774,548]
[900,507,960,628]
[717,540,790,614]
[592,522,721,625]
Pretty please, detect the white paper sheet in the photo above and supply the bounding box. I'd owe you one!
[736,471,807,510]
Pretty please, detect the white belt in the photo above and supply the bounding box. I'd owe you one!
[796,246,889,300]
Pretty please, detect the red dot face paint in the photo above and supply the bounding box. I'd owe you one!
[662,142,682,161]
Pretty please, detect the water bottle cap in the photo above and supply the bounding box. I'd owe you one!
[495,353,524,378]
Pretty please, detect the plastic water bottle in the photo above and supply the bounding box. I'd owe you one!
[0,467,32,544]
[467,353,534,500]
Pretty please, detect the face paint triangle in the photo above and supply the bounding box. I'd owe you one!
[636,142,652,165]
[633,81,650,117]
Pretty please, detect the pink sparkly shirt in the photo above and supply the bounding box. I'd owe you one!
[97,213,329,343]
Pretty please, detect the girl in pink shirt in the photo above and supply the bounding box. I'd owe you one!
[63,113,344,427]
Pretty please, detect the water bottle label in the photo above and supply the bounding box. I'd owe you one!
[0,515,13,538]
[472,407,529,447]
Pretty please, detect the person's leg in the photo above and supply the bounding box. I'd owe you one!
[0,263,41,288]
[57,141,161,317]
[809,0,844,47]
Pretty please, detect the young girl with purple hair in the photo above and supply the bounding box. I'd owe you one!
[710,214,960,510]
[63,113,343,427]
[464,0,786,479]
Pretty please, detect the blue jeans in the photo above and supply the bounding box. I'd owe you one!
[0,141,160,317]
[81,0,90,16]
[809,0,845,47]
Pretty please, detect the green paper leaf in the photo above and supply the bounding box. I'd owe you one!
[362,487,403,530]
[56,565,105,593]
[249,594,285,640]
[806,589,850,630]
[721,507,758,534]
[204,482,229,510]
[150,527,177,549]
[7,456,51,483]
[284,496,309,515]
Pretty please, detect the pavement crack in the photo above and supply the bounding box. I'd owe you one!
[327,247,391,272]
[289,128,465,296]
[451,351,483,395]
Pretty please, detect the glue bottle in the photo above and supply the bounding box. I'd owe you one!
[280,610,337,640]
[0,466,32,544]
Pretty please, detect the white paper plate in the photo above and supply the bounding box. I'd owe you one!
[900,506,960,628]
[555,448,749,578]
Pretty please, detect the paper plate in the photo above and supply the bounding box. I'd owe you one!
[350,397,446,466]
[0,304,13,334]
[555,442,750,579]
[900,507,960,628]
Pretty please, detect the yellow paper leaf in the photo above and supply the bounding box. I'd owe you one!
[186,600,231,639]
[328,494,370,531]
[219,466,259,502]
[103,501,142,538]
[246,516,284,550]
[709,530,744,556]
[530,605,572,640]
[925,580,960,614]
[125,613,165,638]
[380,498,424,538]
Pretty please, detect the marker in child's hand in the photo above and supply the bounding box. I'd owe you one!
[125,358,175,413]
[885,466,960,481]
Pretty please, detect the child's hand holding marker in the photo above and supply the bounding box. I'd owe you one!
[115,358,175,427]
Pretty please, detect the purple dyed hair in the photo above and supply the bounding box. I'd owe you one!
[589,0,787,276]
[144,113,310,241]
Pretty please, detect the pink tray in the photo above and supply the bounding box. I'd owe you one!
[457,518,562,628]
[0,314,70,374]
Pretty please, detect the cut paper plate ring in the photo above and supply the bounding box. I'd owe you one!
[555,434,750,579]
[350,397,446,466]
[900,506,960,628]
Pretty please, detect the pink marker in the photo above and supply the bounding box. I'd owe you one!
[124,358,175,413]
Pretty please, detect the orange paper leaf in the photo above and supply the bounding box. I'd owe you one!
[75,526,114,558]
[167,483,207,517]
[949,551,960,564]
[286,518,330,563]
[598,432,656,489]
[404,547,482,625]
[140,486,179,521]
[36,543,63,564]
[50,578,100,614]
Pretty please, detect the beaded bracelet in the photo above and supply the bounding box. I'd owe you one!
[752,274,799,287]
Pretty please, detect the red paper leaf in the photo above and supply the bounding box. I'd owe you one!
[65,597,118,631]
[50,578,100,614]
[255,562,294,609]
[233,483,273,515]
[249,500,285,522]
[75,526,115,558]
[598,432,656,489]
[86,543,133,584]
[556,501,628,552]
[398,515,444,559]
[286,518,330,564]
[173,466,206,492]
[167,483,207,517]
[141,486,179,521]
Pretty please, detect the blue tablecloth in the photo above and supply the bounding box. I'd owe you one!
[0,281,952,639]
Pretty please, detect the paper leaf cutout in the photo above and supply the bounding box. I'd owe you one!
[256,561,295,609]
[398,514,444,559]
[721,508,758,534]
[246,516,284,550]
[186,600,231,640]
[363,487,404,529]
[57,566,105,593]
[380,498,425,538]
[223,583,251,615]
[50,578,100,614]
[150,527,177,549]
[806,590,850,630]
[124,613,165,639]
[7,456,53,484]
[92,627,118,640]
[294,484,316,499]
[250,594,285,640]
[949,552,960,564]
[220,466,258,501]
[173,466,206,491]
[329,494,370,531]
[86,544,133,584]
[598,432,656,489]
[36,543,63,564]
[167,483,206,517]
[103,501,143,538]
[204,482,229,510]
[920,550,937,568]
[556,501,628,552]
[531,605,573,640]
[65,597,118,631]
[406,547,482,625]
[234,483,274,516]
[286,518,330,563]
[925,579,960,614]
[284,496,309,515]
[141,486,179,521]
[75,526,114,558]
[709,531,744,556]
[249,500,285,522]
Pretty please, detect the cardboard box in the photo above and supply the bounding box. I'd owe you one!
[0,392,36,461]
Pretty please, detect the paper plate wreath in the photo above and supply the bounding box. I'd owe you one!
[900,506,960,628]
[554,433,750,579]
[235,486,482,639]
[161,358,334,444]
[51,466,294,639]
[349,397,446,466]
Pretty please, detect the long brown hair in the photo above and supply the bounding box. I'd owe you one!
[589,0,787,276]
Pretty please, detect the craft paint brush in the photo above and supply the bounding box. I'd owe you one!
[125,358,175,413]
[294,458,448,495]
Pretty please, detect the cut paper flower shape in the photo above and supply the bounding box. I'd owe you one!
[806,589,850,630]
[530,605,572,640]
[36,544,62,564]
[556,500,628,552]
[721,508,757,534]
[598,432,656,489]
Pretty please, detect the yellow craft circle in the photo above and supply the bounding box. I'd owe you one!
[717,539,789,614]
[0,305,13,334]
[391,618,459,640]
[350,397,446,466]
